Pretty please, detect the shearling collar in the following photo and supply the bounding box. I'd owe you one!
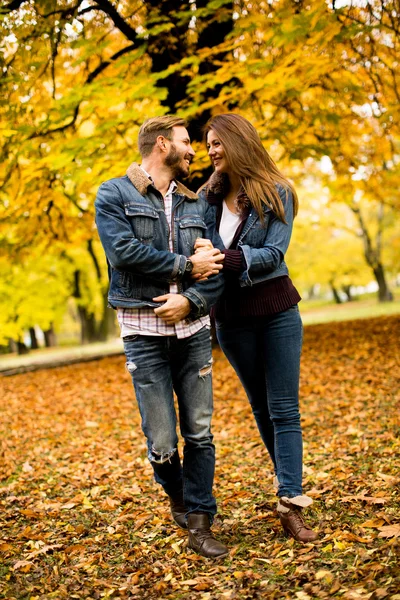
[126,162,198,201]
[206,171,228,196]
[204,171,250,210]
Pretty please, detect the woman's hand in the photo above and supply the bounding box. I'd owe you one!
[194,237,214,253]
[188,247,224,281]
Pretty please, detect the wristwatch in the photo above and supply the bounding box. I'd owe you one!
[184,258,194,275]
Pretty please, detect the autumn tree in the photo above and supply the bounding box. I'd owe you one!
[0,0,235,343]
[1,0,399,348]
[0,253,72,351]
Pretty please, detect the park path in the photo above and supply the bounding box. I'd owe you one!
[0,339,123,376]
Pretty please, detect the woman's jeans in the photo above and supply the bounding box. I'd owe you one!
[216,305,303,498]
[123,326,217,518]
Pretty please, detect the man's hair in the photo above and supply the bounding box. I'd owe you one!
[138,116,187,157]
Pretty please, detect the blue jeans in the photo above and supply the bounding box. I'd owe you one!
[216,306,303,498]
[123,327,217,518]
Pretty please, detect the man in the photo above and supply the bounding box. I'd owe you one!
[95,116,228,559]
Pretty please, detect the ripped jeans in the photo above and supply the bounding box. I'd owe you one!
[123,326,217,518]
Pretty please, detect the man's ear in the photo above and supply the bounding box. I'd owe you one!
[156,135,169,153]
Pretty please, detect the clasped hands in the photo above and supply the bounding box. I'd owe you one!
[154,238,222,324]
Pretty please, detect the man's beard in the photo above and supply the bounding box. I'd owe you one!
[165,144,190,179]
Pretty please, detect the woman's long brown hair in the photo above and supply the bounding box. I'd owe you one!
[205,114,298,223]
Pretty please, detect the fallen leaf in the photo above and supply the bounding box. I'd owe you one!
[13,561,33,572]
[377,525,400,538]
[360,519,386,528]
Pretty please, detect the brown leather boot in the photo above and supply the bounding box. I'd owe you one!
[187,513,229,559]
[277,496,318,543]
[169,492,187,529]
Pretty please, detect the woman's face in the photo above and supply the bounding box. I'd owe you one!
[206,129,229,174]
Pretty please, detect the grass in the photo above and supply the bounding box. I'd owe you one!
[300,291,400,325]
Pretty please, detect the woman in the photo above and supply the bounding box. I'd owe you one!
[196,113,318,543]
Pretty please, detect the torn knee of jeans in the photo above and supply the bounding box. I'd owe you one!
[126,361,137,373]
[149,446,177,464]
[199,358,213,378]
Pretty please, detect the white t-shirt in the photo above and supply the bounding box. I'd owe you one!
[219,200,241,249]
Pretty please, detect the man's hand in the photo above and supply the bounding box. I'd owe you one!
[194,237,214,253]
[189,248,224,281]
[153,294,191,324]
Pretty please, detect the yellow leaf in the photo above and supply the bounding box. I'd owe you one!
[171,542,181,554]
[315,569,334,583]
[82,497,94,509]
[233,571,245,579]
[321,543,333,553]
[360,519,385,528]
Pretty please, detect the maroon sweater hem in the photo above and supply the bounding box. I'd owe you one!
[213,275,301,322]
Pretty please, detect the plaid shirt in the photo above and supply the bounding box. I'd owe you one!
[118,171,210,339]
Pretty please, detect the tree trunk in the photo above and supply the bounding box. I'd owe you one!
[351,203,393,304]
[44,325,57,347]
[29,327,39,349]
[146,1,234,143]
[73,267,114,343]
[330,281,342,304]
[97,291,117,341]
[373,263,393,302]
[308,284,317,299]
[77,306,99,344]
[8,338,17,353]
[17,339,29,355]
[342,285,353,302]
[145,1,192,113]
[191,0,235,141]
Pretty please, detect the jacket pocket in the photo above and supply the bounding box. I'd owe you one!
[117,271,142,299]
[125,203,159,241]
[241,215,270,248]
[178,215,207,251]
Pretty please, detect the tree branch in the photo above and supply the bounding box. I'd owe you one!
[87,239,102,281]
[86,43,137,84]
[89,0,139,43]
[27,104,80,139]
[350,204,377,268]
[0,0,25,14]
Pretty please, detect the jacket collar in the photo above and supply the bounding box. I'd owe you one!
[205,171,228,198]
[204,171,250,210]
[126,162,198,201]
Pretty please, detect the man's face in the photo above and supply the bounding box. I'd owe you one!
[164,126,195,179]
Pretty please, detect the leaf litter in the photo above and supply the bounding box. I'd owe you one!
[0,315,399,599]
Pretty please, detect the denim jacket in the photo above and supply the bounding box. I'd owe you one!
[95,163,224,318]
[199,172,294,287]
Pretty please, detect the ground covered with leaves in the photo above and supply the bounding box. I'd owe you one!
[1,316,399,600]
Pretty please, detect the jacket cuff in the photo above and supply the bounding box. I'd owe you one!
[173,255,188,281]
[223,249,244,272]
[181,289,206,319]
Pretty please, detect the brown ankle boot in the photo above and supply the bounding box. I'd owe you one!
[277,496,318,543]
[187,513,229,559]
[169,492,187,529]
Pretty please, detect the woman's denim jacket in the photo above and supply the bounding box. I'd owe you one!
[95,163,224,319]
[199,173,294,287]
